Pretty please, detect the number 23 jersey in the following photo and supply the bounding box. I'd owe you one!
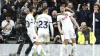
[36,13,52,33]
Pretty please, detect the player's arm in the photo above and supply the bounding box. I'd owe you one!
[57,16,63,35]
[35,15,39,33]
[49,17,54,37]
[70,16,80,30]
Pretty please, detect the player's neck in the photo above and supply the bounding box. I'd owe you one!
[30,12,34,15]
[61,11,65,15]
[43,12,47,14]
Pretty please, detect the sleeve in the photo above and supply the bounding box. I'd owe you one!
[57,15,61,22]
[49,16,54,37]
[1,21,5,27]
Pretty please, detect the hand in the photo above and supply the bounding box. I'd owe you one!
[33,36,36,39]
[95,19,99,22]
[77,27,81,31]
[94,10,98,13]
[87,3,90,7]
[60,31,64,35]
[3,9,7,13]
[7,21,10,25]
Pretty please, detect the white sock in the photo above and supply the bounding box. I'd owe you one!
[60,44,64,56]
[46,45,50,55]
[64,45,69,56]
[72,43,77,56]
[37,45,42,55]
[60,44,69,56]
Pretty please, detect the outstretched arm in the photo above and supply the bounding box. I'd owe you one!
[70,16,80,30]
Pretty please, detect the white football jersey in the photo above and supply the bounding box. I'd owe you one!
[25,13,37,42]
[36,13,53,36]
[57,12,74,30]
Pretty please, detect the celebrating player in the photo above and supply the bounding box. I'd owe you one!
[25,6,38,56]
[57,6,80,56]
[35,8,54,56]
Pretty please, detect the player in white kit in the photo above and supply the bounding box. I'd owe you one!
[57,6,80,56]
[25,7,40,56]
[36,8,54,56]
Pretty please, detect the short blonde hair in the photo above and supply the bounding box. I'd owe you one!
[81,22,86,26]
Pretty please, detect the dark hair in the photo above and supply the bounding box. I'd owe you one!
[42,1,47,5]
[60,2,68,7]
[5,13,11,17]
[29,6,36,12]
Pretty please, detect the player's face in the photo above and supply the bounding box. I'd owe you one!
[32,8,36,13]
[60,6,65,12]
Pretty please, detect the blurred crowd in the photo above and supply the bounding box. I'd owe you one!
[0,0,100,44]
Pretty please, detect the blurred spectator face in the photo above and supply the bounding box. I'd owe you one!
[38,7,42,11]
[60,6,65,12]
[82,26,88,32]
[3,9,7,13]
[6,16,11,21]
[80,22,87,31]
[93,5,99,11]
[52,10,57,17]
[68,3,73,8]
[43,3,48,8]
[24,8,29,14]
[32,0,38,5]
[82,5,87,10]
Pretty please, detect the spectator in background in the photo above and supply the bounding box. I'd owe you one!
[89,4,100,44]
[1,0,13,13]
[28,0,38,8]
[10,5,17,22]
[77,3,90,26]
[21,2,29,11]
[14,0,24,9]
[1,13,15,43]
[16,8,29,56]
[78,22,96,45]
[51,10,61,44]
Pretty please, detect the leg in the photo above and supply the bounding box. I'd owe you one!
[17,41,25,55]
[70,29,77,56]
[60,39,69,56]
[25,38,33,55]
[44,35,51,56]
[71,38,77,56]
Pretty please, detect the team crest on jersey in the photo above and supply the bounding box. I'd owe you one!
[62,16,68,20]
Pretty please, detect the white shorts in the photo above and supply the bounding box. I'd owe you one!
[62,28,76,40]
[37,32,50,42]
